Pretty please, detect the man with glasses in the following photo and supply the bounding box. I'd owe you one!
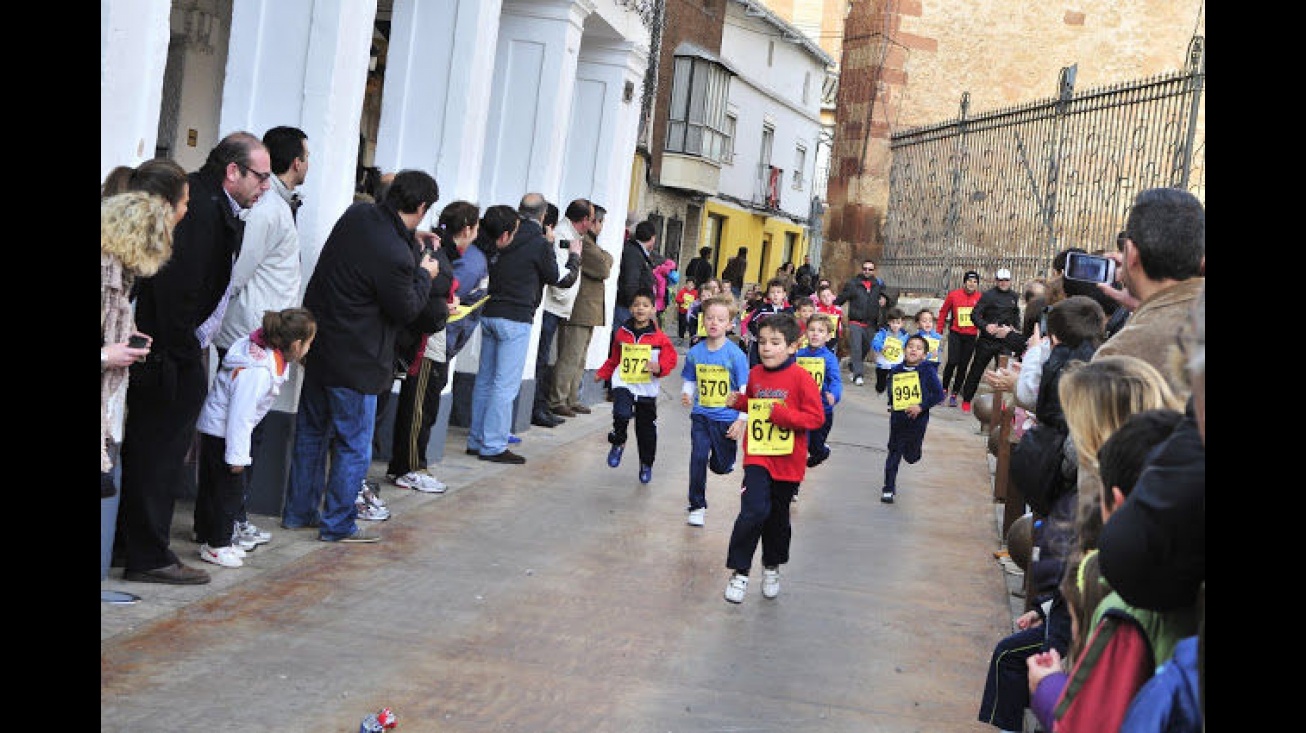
[835,259,889,386]
[956,268,1022,412]
[535,198,593,424]
[119,131,272,584]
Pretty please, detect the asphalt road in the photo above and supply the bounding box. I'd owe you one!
[101,350,1013,733]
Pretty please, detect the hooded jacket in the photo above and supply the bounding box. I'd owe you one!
[484,217,580,323]
[196,332,290,466]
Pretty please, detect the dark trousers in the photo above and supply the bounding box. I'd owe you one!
[884,410,929,492]
[195,433,244,548]
[608,387,658,466]
[194,418,265,534]
[874,365,892,393]
[978,596,1071,730]
[941,331,977,395]
[119,353,208,572]
[533,311,562,415]
[808,409,834,463]
[388,356,449,476]
[677,311,690,339]
[687,413,738,510]
[960,336,1010,402]
[726,465,798,573]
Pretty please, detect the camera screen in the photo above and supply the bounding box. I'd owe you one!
[1068,255,1108,282]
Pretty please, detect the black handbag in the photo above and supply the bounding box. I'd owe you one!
[1009,422,1071,515]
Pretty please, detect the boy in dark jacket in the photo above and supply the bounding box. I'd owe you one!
[880,334,944,503]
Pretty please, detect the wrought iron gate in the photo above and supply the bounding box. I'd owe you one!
[882,36,1205,295]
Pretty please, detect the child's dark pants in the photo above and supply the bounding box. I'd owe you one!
[609,387,658,466]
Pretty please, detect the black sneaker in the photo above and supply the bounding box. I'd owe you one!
[479,449,527,464]
[880,489,895,504]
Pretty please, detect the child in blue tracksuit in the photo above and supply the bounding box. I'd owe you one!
[881,333,944,503]
[679,294,751,527]
[871,306,910,394]
[794,312,842,470]
[914,308,944,364]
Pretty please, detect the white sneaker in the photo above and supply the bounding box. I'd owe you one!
[361,479,387,507]
[395,471,447,493]
[198,544,244,568]
[761,567,781,599]
[356,499,391,521]
[854,376,865,386]
[724,573,749,604]
[687,508,705,527]
[230,532,258,552]
[235,521,272,545]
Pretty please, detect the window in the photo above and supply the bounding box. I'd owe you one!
[723,114,737,165]
[665,56,733,163]
[760,124,774,167]
[793,144,807,189]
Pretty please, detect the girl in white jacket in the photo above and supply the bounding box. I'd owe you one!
[194,308,317,568]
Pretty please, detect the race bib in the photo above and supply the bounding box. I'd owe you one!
[797,356,825,388]
[747,398,793,455]
[619,343,652,384]
[925,335,941,361]
[891,371,923,411]
[697,316,707,337]
[956,306,974,328]
[695,364,730,408]
[881,335,904,362]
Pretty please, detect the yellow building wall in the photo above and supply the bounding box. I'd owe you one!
[701,200,808,291]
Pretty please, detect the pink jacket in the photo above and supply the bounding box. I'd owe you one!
[652,259,677,311]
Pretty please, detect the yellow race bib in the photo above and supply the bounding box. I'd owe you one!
[619,343,652,384]
[747,398,794,455]
[956,306,974,328]
[695,364,730,408]
[696,315,707,337]
[796,356,825,389]
[890,370,923,411]
[881,335,904,362]
[925,335,941,361]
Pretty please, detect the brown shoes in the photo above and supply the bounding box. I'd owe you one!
[551,405,577,417]
[569,404,592,414]
[478,449,527,464]
[123,562,212,585]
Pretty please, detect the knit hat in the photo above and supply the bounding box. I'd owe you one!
[963,270,980,282]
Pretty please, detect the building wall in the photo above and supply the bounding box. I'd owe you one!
[651,0,730,180]
[823,0,1206,292]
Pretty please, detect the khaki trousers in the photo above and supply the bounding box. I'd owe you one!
[550,321,594,409]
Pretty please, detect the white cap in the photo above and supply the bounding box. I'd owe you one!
[995,268,1012,280]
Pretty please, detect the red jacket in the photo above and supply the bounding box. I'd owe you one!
[937,287,982,336]
[728,357,826,483]
[596,319,678,396]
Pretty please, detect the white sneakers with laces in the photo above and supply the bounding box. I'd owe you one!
[687,508,705,527]
[394,471,447,493]
[199,544,244,568]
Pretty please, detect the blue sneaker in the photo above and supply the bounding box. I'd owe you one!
[639,464,652,484]
[508,434,522,444]
[607,443,624,468]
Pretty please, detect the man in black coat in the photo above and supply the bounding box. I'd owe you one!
[957,267,1022,411]
[684,246,714,288]
[120,131,272,584]
[834,259,888,386]
[614,220,656,332]
[283,170,442,543]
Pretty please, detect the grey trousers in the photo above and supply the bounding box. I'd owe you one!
[550,321,594,409]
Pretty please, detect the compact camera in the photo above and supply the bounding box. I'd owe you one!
[128,335,149,349]
[1064,251,1117,284]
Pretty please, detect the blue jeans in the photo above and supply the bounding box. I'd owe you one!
[468,316,532,457]
[687,413,737,511]
[283,372,377,540]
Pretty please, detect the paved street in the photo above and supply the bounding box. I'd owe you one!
[101,352,1014,732]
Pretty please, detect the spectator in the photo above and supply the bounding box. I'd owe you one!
[119,132,271,585]
[202,125,311,550]
[685,245,714,288]
[282,169,441,543]
[614,220,656,335]
[535,198,592,424]
[795,254,815,282]
[834,259,888,387]
[551,203,614,416]
[466,192,580,464]
[720,247,748,299]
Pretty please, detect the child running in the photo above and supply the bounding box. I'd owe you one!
[679,295,751,527]
[796,313,843,469]
[596,287,678,484]
[914,308,943,364]
[194,307,317,568]
[880,333,945,503]
[721,312,826,603]
[792,299,817,349]
[871,306,910,394]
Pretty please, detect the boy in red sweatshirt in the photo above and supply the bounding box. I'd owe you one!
[721,312,826,603]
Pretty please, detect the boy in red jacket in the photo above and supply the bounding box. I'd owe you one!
[596,287,679,484]
[721,312,826,603]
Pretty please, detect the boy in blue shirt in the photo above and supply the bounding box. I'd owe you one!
[679,295,751,527]
[914,308,944,364]
[881,334,945,503]
[795,313,842,469]
[871,306,910,394]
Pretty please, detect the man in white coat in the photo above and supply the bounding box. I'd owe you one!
[531,198,593,423]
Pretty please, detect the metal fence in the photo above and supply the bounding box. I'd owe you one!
[881,37,1205,296]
